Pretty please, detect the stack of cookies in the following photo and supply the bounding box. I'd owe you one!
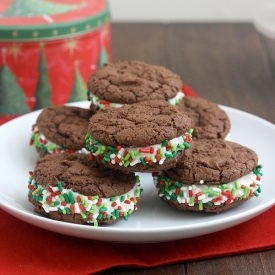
[28,60,263,226]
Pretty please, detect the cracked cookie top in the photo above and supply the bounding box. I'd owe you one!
[165,139,258,185]
[87,60,183,104]
[33,153,136,197]
[176,96,231,140]
[36,106,95,150]
[88,100,192,147]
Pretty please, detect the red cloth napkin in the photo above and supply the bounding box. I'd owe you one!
[1,85,274,275]
[1,206,275,275]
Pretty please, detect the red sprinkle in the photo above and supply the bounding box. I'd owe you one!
[124,200,131,204]
[70,205,75,214]
[96,198,102,206]
[89,152,94,161]
[139,148,151,153]
[155,154,160,161]
[29,171,33,176]
[88,213,93,219]
[47,196,52,204]
[29,138,33,145]
[256,176,261,181]
[116,146,121,152]
[117,206,122,210]
[115,156,120,164]
[61,201,67,206]
[111,202,117,207]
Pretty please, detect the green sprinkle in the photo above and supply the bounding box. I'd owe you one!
[180,190,184,197]
[257,186,261,193]
[65,207,71,214]
[253,191,259,197]
[80,212,86,219]
[175,181,182,188]
[139,157,146,165]
[120,196,125,202]
[183,142,190,148]
[234,181,240,190]
[202,189,210,194]
[59,194,65,204]
[123,215,128,221]
[63,193,70,203]
[189,197,195,204]
[243,186,250,198]
[93,220,98,226]
[123,160,130,167]
[115,209,119,218]
[178,144,185,149]
[62,209,66,214]
[213,191,220,196]
[222,184,229,190]
[97,214,103,219]
[104,156,111,162]
[57,182,63,192]
[134,189,139,196]
[135,175,140,183]
[199,200,203,210]
[162,140,168,147]
[130,151,136,159]
[108,146,117,154]
[165,153,174,158]
[124,153,130,160]
[207,201,213,206]
[68,191,75,204]
[32,188,41,196]
[92,195,99,200]
[231,187,236,196]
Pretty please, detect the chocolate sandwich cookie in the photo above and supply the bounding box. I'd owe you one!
[86,100,193,173]
[176,96,231,140]
[28,153,142,226]
[153,140,263,213]
[30,106,95,157]
[87,60,184,110]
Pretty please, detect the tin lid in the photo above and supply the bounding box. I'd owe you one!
[0,0,110,41]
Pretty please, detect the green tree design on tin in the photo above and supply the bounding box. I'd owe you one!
[2,0,85,17]
[68,61,87,103]
[0,64,29,115]
[98,46,108,68]
[34,46,52,110]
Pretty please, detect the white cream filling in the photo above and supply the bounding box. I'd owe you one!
[31,125,88,154]
[88,90,184,109]
[87,130,192,167]
[153,169,262,206]
[30,179,141,225]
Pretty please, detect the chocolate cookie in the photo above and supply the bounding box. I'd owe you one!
[30,106,95,157]
[87,60,184,110]
[86,100,193,173]
[176,97,231,140]
[153,140,263,213]
[28,153,142,226]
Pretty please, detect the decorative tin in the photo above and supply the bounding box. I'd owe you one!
[0,0,111,124]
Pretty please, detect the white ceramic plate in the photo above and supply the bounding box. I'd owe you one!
[0,102,274,243]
